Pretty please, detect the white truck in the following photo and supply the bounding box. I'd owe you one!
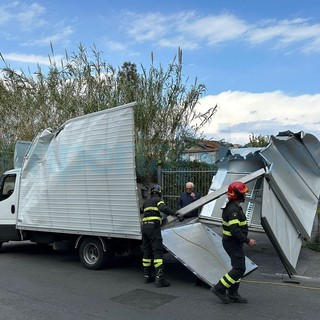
[0,102,143,269]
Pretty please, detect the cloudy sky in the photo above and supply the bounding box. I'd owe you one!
[1,0,320,144]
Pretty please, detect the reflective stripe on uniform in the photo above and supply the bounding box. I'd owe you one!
[143,258,152,267]
[144,206,159,212]
[219,272,240,289]
[154,258,163,268]
[142,216,162,222]
[222,217,247,237]
[228,218,240,226]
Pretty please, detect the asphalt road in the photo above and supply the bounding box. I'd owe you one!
[0,233,319,320]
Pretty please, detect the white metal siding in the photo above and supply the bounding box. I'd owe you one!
[17,103,142,239]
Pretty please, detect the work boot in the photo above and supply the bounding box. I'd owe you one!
[210,286,230,304]
[144,267,155,284]
[155,266,170,287]
[227,293,248,303]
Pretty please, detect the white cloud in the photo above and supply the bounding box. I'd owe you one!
[0,1,46,30]
[179,13,248,45]
[121,11,320,53]
[17,3,46,30]
[197,91,320,144]
[1,52,62,66]
[0,1,73,49]
[104,39,128,51]
[25,26,74,47]
[126,12,169,41]
[246,18,320,51]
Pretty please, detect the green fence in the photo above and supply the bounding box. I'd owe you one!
[161,169,217,210]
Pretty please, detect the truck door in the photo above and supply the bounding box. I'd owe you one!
[0,173,20,241]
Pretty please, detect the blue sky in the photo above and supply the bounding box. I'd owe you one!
[1,0,320,144]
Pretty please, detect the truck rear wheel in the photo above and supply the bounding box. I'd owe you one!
[79,238,112,270]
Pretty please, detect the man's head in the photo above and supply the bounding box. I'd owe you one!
[185,182,194,194]
[227,181,249,202]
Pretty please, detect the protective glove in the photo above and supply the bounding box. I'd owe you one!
[176,213,185,222]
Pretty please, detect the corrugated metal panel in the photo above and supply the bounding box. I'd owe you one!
[200,156,264,229]
[261,178,302,275]
[260,133,320,239]
[162,223,258,286]
[17,103,142,239]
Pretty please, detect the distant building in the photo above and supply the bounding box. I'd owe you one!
[181,140,230,164]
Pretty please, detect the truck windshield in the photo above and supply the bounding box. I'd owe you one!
[0,174,16,201]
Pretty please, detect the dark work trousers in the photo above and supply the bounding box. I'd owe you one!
[142,221,163,261]
[222,238,246,293]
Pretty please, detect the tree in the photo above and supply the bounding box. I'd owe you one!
[0,45,217,183]
[133,49,217,182]
[247,133,270,147]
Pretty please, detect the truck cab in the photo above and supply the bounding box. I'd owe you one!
[0,169,21,243]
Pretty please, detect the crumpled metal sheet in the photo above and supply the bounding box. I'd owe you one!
[200,150,265,230]
[261,178,302,275]
[259,131,320,274]
[177,131,320,277]
[260,131,320,240]
[14,140,31,169]
[162,222,258,286]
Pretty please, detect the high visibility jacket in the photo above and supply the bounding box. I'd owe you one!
[142,194,176,223]
[222,200,249,244]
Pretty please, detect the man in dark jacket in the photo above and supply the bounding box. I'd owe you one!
[178,182,201,218]
[211,181,256,304]
[141,184,177,287]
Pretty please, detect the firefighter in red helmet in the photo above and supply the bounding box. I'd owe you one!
[211,181,257,304]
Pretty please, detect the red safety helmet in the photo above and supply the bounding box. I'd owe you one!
[227,181,249,200]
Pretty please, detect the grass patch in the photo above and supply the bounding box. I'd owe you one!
[304,230,320,252]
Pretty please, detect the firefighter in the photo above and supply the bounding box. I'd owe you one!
[141,184,177,287]
[211,181,256,304]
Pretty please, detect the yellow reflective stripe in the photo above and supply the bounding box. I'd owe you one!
[143,258,152,267]
[144,206,159,212]
[223,218,247,226]
[229,219,240,226]
[223,230,232,236]
[220,277,231,288]
[154,259,163,268]
[222,219,229,226]
[142,216,162,222]
[157,200,165,206]
[225,274,237,284]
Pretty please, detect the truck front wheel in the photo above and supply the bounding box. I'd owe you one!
[79,238,108,270]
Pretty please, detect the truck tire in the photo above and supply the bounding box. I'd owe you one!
[79,238,111,270]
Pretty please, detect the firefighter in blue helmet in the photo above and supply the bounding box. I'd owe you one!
[211,181,257,303]
[141,184,177,287]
